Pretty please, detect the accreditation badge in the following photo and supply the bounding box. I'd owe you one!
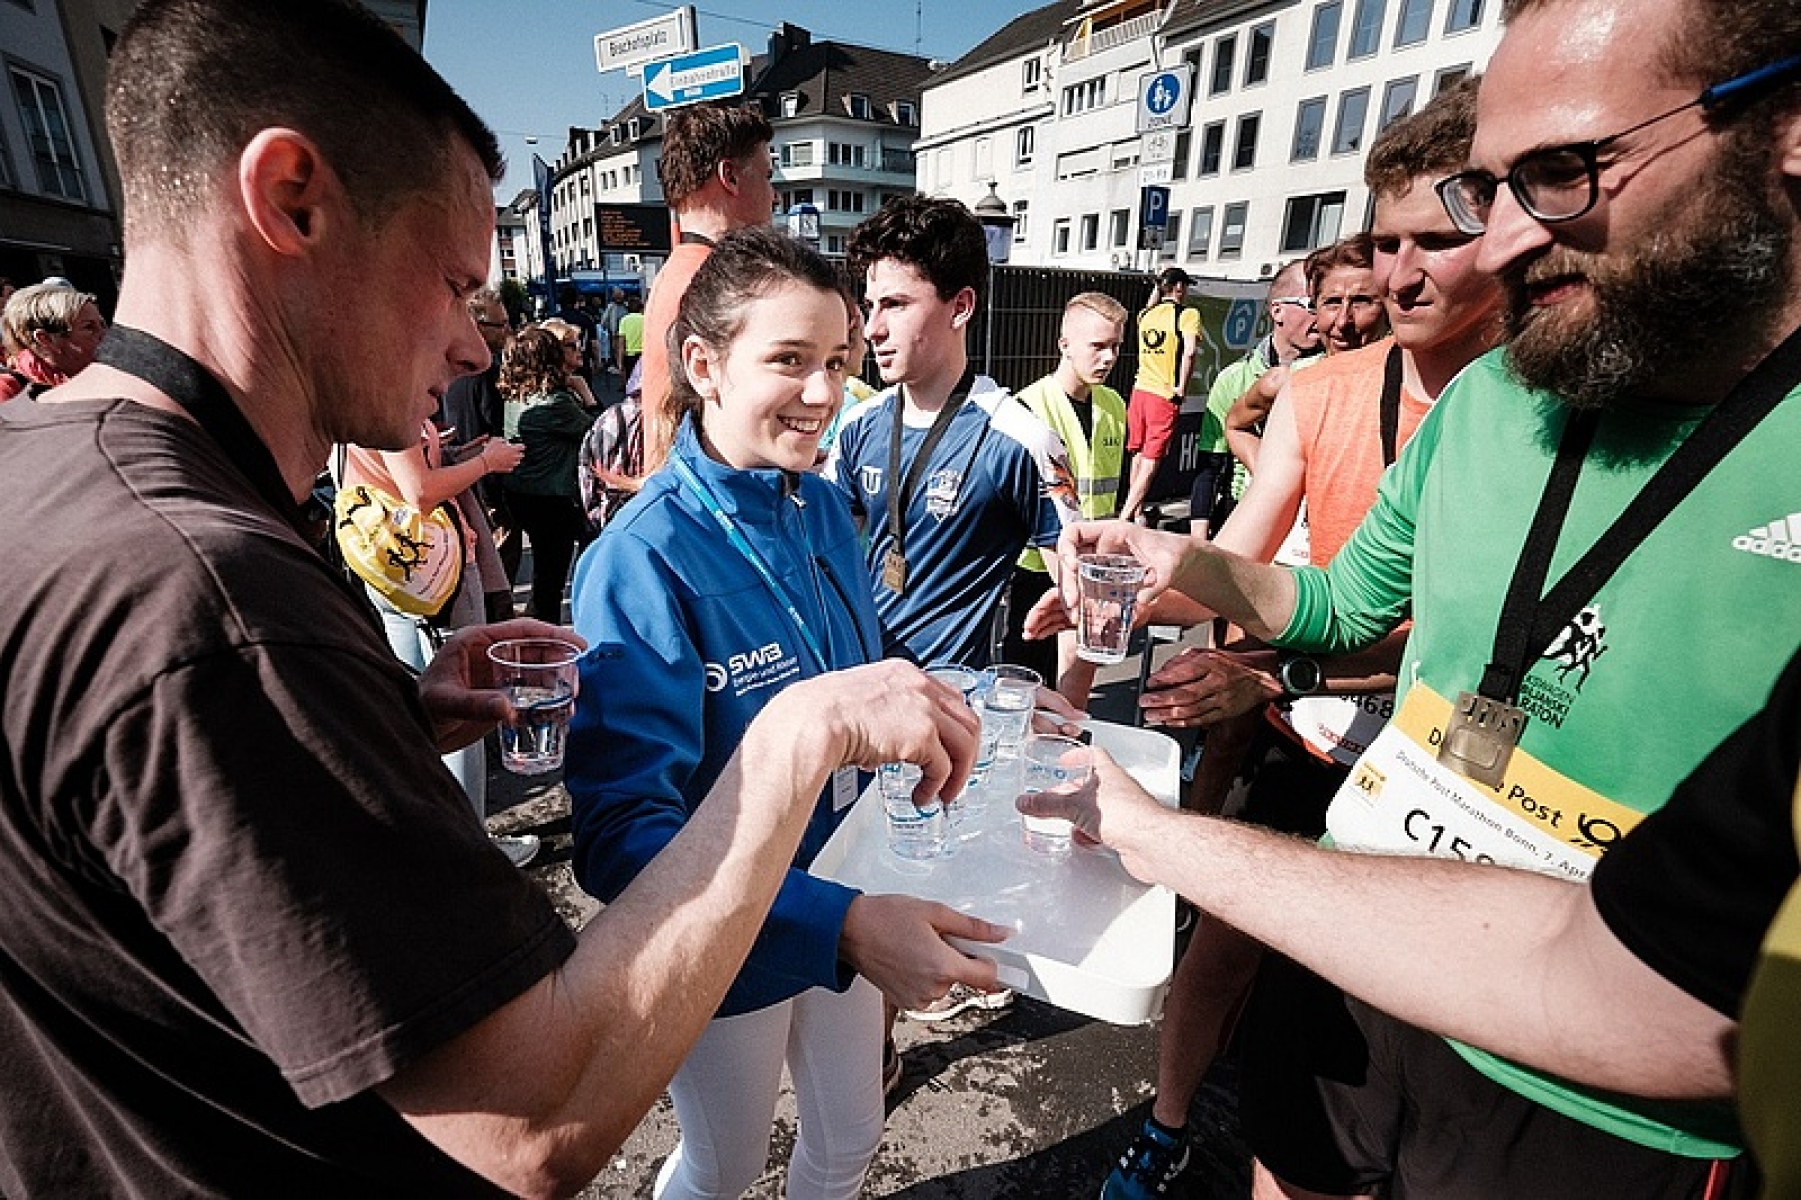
[1325,684,1644,881]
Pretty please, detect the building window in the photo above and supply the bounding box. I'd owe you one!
[847,93,872,119]
[1232,112,1260,171]
[1306,2,1342,70]
[1435,63,1472,94]
[1053,218,1072,255]
[1188,206,1215,258]
[1022,56,1043,93]
[1080,213,1100,252]
[782,141,815,168]
[1281,191,1346,252]
[829,142,867,168]
[1395,0,1433,46]
[893,100,917,126]
[1349,0,1386,58]
[1109,208,1130,249]
[934,147,951,187]
[1198,121,1224,176]
[1062,77,1106,116]
[1445,0,1483,32]
[1171,128,1193,180]
[1332,88,1370,155]
[826,234,846,255]
[1016,124,1036,166]
[1292,97,1327,161]
[1245,22,1274,86]
[1378,77,1419,131]
[11,68,85,202]
[1210,35,1236,96]
[783,188,815,208]
[1056,147,1103,179]
[781,92,802,117]
[1110,140,1139,171]
[1161,211,1182,259]
[1013,199,1029,242]
[827,189,866,213]
[1219,202,1248,259]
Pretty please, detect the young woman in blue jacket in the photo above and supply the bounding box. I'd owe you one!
[563,228,1008,1199]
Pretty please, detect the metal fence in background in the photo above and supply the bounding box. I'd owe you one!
[968,264,1157,394]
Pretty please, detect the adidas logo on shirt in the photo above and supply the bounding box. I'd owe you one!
[1732,513,1801,563]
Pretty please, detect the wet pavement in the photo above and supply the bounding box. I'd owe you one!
[486,588,1251,1197]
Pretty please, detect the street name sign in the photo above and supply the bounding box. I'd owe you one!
[643,44,746,112]
[595,7,696,74]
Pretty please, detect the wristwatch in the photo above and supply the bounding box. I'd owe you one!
[1277,652,1325,698]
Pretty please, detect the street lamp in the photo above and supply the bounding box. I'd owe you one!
[974,181,1015,265]
[787,202,821,250]
[973,182,1015,374]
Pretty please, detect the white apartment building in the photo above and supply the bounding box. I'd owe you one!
[524,23,930,290]
[919,0,1503,279]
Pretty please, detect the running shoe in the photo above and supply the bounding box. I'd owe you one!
[902,983,1015,1023]
[1100,1117,1190,1200]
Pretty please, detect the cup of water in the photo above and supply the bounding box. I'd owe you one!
[1019,733,1093,857]
[979,664,1041,763]
[487,638,581,774]
[1076,554,1148,665]
[878,761,947,860]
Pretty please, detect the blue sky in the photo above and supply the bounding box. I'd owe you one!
[423,0,1044,199]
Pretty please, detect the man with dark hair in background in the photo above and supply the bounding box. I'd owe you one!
[0,2,976,1194]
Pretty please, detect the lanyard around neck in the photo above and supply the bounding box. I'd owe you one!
[886,367,976,557]
[94,326,306,535]
[1478,323,1801,704]
[1379,344,1403,468]
[671,455,829,674]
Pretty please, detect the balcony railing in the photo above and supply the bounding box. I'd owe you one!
[1063,10,1161,61]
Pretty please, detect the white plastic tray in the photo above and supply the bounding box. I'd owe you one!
[811,721,1181,1025]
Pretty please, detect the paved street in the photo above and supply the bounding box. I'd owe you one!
[485,614,1254,1198]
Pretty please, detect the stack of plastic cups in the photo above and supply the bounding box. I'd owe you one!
[926,663,982,836]
[974,664,1041,818]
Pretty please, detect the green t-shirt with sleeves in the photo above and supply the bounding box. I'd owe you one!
[1280,346,1801,1157]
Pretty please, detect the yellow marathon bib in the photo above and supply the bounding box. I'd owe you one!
[1327,683,1645,881]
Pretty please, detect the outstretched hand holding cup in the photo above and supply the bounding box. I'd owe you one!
[1014,746,1170,883]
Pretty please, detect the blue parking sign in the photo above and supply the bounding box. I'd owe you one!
[1224,299,1261,350]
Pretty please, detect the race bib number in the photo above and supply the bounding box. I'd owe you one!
[1326,684,1643,881]
[1287,691,1394,768]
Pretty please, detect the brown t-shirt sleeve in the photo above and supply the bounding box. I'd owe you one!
[95,639,576,1108]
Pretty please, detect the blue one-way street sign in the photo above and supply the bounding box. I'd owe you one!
[643,44,745,112]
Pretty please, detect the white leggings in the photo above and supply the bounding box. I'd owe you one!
[653,976,885,1200]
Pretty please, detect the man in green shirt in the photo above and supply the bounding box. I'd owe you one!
[1040,0,1801,1192]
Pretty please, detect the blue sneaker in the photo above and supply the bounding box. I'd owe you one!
[1100,1118,1189,1199]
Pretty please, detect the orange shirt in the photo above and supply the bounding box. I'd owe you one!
[638,242,712,470]
[1288,337,1432,567]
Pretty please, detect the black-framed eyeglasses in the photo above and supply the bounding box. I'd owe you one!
[1436,53,1801,236]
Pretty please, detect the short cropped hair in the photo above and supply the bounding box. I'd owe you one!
[2,283,94,355]
[657,104,774,210]
[1066,291,1128,327]
[1265,259,1308,301]
[847,194,990,304]
[107,0,501,240]
[1364,76,1480,199]
[1304,233,1375,297]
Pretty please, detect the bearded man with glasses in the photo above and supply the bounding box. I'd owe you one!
[1034,0,1801,1194]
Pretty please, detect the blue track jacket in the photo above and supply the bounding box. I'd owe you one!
[564,418,883,1016]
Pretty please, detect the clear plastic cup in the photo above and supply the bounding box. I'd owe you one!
[1076,554,1148,665]
[1019,734,1093,857]
[487,639,581,774]
[878,762,947,860]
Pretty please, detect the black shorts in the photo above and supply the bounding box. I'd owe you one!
[1238,955,1744,1200]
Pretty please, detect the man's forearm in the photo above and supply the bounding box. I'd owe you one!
[1167,541,1298,642]
[1105,805,1735,1101]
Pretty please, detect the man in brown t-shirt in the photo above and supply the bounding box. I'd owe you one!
[0,3,976,1196]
